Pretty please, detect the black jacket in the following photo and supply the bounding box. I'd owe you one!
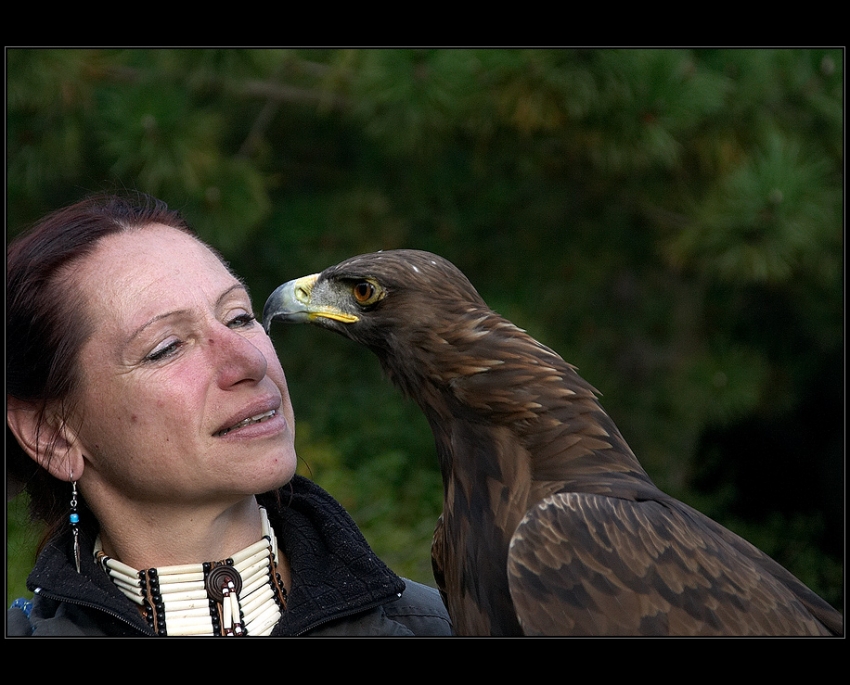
[7,476,452,636]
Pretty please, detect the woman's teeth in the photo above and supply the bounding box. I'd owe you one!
[217,410,276,436]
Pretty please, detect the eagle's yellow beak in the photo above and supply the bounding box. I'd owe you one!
[263,273,359,333]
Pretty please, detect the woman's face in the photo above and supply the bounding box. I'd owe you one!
[66,224,297,509]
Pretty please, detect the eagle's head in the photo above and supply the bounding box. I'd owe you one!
[263,249,527,410]
[264,249,489,355]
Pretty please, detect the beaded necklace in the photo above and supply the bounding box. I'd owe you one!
[94,506,287,636]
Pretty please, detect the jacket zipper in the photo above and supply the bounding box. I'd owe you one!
[32,586,155,636]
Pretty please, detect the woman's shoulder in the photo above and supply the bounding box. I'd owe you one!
[302,580,453,636]
[7,598,34,636]
[384,579,453,636]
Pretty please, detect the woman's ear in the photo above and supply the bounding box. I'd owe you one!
[7,396,85,482]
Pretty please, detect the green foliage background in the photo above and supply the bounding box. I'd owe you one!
[6,48,844,613]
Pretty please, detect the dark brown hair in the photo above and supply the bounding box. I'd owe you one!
[7,192,195,549]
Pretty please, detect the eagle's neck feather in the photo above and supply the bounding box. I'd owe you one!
[378,305,654,494]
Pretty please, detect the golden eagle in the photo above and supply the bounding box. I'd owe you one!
[264,249,842,636]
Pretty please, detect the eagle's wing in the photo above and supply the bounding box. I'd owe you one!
[507,491,834,636]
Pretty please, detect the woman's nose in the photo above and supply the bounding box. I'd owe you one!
[212,325,268,388]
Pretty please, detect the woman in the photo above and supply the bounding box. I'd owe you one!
[7,193,452,636]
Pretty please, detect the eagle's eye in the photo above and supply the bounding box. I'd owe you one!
[352,279,382,306]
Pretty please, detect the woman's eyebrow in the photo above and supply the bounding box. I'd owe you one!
[126,283,249,344]
[216,282,250,307]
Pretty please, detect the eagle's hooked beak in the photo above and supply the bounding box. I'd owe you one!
[263,273,359,334]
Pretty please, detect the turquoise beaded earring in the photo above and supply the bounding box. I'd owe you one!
[70,481,81,573]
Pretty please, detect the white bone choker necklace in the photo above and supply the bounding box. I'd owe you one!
[94,506,287,636]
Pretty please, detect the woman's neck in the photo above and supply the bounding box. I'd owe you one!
[92,495,264,570]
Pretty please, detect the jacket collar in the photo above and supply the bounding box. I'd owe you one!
[261,476,405,635]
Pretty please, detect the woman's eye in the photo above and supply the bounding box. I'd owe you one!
[146,340,183,362]
[228,313,257,328]
[143,313,255,363]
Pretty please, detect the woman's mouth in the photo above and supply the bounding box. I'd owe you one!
[215,410,277,437]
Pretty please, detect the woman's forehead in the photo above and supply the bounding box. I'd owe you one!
[89,225,228,281]
[95,223,215,265]
[74,225,243,332]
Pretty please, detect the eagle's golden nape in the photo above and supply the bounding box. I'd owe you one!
[264,249,843,637]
